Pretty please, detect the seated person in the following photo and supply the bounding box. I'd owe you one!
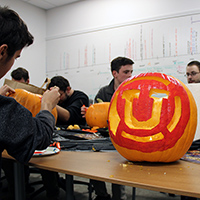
[180,61,200,200]
[0,5,60,200]
[11,67,30,83]
[2,67,33,196]
[82,56,134,200]
[50,76,89,126]
[40,75,89,200]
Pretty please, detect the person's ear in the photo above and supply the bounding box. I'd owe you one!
[0,44,8,60]
[66,86,71,92]
[112,70,117,78]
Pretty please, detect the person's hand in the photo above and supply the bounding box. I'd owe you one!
[81,105,88,118]
[41,86,60,112]
[0,84,15,96]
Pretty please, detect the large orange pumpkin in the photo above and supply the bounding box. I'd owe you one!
[8,89,57,121]
[108,72,197,162]
[85,102,110,128]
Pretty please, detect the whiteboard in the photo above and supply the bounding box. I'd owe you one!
[46,13,200,100]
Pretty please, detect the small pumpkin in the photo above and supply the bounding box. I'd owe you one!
[85,102,110,128]
[8,89,57,121]
[108,72,197,162]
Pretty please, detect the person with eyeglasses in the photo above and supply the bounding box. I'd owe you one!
[182,61,199,200]
[186,60,200,83]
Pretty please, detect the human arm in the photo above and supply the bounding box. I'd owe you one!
[0,98,54,163]
[0,84,15,96]
[56,105,70,122]
[41,87,60,113]
[57,91,89,125]
[0,88,60,163]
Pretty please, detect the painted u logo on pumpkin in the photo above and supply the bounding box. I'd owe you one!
[108,73,195,156]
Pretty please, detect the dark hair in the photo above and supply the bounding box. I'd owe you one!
[187,60,200,71]
[0,6,34,57]
[48,76,70,92]
[111,57,134,72]
[11,67,29,82]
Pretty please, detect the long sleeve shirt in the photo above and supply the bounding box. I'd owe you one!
[0,95,55,166]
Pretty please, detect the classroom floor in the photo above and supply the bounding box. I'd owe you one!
[0,170,187,200]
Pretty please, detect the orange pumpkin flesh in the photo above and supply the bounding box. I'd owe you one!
[85,102,110,128]
[8,89,57,121]
[108,73,197,162]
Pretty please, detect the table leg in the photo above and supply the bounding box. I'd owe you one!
[14,161,25,200]
[132,187,136,200]
[65,174,74,200]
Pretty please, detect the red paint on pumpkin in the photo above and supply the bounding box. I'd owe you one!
[108,73,197,162]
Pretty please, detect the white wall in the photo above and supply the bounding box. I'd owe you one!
[46,0,200,99]
[46,0,200,38]
[0,0,46,87]
[1,0,200,90]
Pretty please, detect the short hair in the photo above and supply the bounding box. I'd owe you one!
[0,6,34,57]
[111,57,134,72]
[187,60,200,71]
[48,76,70,92]
[11,67,29,82]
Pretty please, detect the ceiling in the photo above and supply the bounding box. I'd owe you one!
[19,0,82,10]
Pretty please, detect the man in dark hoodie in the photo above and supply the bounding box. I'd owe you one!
[0,6,60,199]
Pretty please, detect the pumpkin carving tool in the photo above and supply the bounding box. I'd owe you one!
[80,99,88,111]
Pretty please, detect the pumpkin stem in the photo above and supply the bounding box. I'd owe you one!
[97,98,103,103]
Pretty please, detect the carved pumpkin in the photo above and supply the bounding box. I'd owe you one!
[8,89,57,121]
[108,73,197,162]
[85,102,110,128]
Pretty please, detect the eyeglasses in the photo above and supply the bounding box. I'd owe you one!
[185,71,200,77]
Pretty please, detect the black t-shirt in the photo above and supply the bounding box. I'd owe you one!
[57,90,89,126]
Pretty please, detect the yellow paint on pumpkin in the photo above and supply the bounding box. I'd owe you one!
[108,73,197,162]
[109,91,120,136]
[167,96,181,132]
[122,90,162,129]
[121,131,164,142]
[122,76,171,87]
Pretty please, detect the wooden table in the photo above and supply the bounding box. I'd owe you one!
[2,150,200,199]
